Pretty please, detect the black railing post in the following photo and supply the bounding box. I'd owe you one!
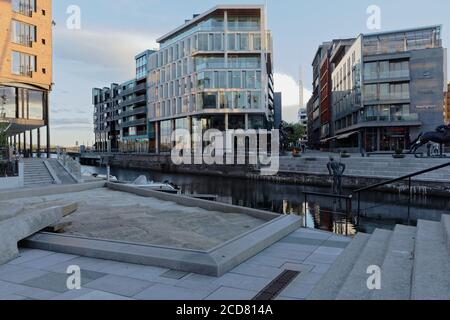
[304,193,308,229]
[407,177,412,226]
[357,192,361,231]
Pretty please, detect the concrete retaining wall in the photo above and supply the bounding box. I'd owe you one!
[0,162,24,190]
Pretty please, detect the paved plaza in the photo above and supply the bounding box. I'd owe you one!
[0,228,349,300]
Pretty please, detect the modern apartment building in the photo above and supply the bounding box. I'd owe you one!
[445,83,450,124]
[93,50,153,153]
[308,26,447,152]
[147,5,274,153]
[306,39,355,149]
[0,0,52,157]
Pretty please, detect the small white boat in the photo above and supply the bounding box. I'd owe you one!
[123,175,180,194]
[91,173,118,182]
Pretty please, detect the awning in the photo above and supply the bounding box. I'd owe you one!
[337,131,359,140]
[320,131,359,143]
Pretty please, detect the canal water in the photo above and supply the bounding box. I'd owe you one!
[82,165,450,236]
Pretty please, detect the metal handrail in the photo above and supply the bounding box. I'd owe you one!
[302,191,353,236]
[354,161,450,193]
[353,161,450,230]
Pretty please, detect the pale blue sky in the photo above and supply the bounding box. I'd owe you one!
[50,0,450,146]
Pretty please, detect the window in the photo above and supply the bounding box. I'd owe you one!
[11,20,36,47]
[237,33,249,50]
[364,84,377,100]
[253,33,261,50]
[0,86,16,118]
[201,92,218,109]
[12,0,36,16]
[364,62,377,80]
[227,34,236,50]
[11,51,36,77]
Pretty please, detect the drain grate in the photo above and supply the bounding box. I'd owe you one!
[252,270,300,300]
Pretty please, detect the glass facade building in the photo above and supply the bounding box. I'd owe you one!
[93,50,154,153]
[147,5,274,153]
[309,26,446,152]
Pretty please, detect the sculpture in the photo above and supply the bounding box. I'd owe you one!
[410,125,450,157]
[327,156,346,195]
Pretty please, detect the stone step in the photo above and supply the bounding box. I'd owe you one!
[308,233,371,300]
[336,229,392,300]
[371,224,416,300]
[411,220,450,300]
[442,214,450,256]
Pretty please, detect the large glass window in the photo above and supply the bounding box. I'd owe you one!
[201,92,218,109]
[237,33,249,50]
[0,86,16,118]
[160,120,173,152]
[28,90,44,120]
[12,0,36,16]
[364,62,378,80]
[11,51,36,77]
[11,20,36,47]
[364,84,377,100]
[228,16,260,31]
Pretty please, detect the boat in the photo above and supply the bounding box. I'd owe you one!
[91,173,118,182]
[123,175,180,194]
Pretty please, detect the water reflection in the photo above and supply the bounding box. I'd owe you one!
[82,165,450,236]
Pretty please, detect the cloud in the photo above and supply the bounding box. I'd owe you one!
[51,118,92,126]
[274,73,312,123]
[54,27,158,70]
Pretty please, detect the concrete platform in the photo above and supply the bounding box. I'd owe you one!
[0,228,350,300]
[1,183,301,276]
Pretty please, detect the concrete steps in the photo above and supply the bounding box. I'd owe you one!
[336,229,392,300]
[23,159,54,186]
[371,225,416,300]
[308,233,370,300]
[411,219,450,300]
[307,214,450,300]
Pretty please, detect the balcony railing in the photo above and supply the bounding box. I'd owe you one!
[364,70,410,81]
[119,95,146,107]
[121,118,146,127]
[119,107,147,118]
[361,113,419,122]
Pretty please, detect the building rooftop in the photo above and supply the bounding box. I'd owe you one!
[156,4,265,44]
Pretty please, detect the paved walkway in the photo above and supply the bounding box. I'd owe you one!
[0,228,350,300]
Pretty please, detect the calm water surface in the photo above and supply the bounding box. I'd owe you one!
[82,165,450,236]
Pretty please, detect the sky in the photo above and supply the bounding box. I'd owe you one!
[51,0,450,146]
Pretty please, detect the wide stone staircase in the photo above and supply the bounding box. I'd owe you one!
[23,159,55,187]
[308,214,450,300]
[279,156,450,182]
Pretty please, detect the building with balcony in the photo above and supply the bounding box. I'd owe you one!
[0,0,52,157]
[93,50,154,153]
[298,107,307,128]
[147,5,274,153]
[445,83,450,124]
[309,26,446,152]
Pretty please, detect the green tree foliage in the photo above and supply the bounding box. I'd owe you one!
[0,123,8,148]
[286,123,306,146]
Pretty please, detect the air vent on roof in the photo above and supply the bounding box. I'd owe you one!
[193,14,200,18]
[185,20,190,24]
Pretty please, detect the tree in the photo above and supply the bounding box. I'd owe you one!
[0,123,8,148]
[286,123,306,147]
